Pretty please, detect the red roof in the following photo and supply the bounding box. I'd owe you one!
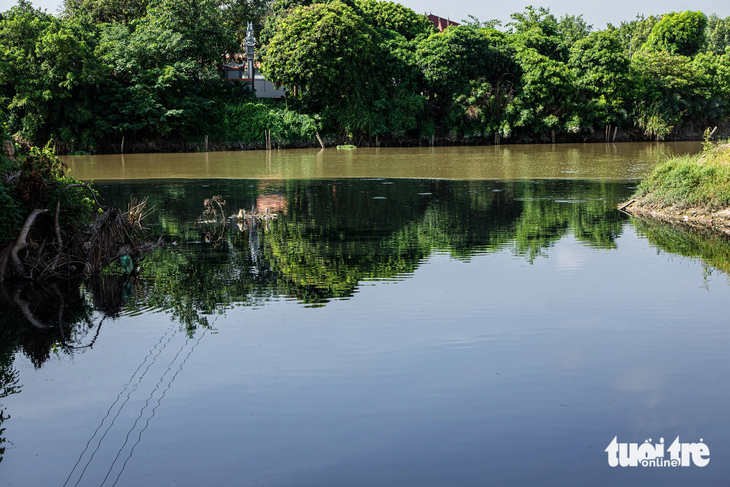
[427,14,459,33]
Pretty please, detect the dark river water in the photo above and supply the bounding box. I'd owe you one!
[3,143,730,486]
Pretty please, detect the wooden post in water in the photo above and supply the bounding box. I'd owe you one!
[551,130,556,144]
[205,135,209,152]
[121,136,125,154]
[612,126,618,142]
[316,132,325,149]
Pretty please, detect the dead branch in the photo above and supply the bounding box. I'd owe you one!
[62,183,104,211]
[123,197,152,224]
[618,199,636,211]
[50,199,63,272]
[3,192,157,283]
[12,287,52,329]
[11,209,49,277]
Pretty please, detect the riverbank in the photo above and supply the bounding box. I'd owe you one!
[620,140,730,233]
[0,140,155,282]
[62,122,730,155]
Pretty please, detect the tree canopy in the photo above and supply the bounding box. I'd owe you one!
[644,11,708,56]
[1,1,729,149]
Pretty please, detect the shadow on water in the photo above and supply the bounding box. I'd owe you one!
[0,349,19,465]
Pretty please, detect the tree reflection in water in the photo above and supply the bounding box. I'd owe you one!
[2,178,635,363]
[4,178,730,469]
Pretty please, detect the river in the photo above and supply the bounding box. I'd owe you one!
[2,142,729,486]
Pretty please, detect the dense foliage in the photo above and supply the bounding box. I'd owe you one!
[644,11,707,57]
[1,0,730,149]
[0,107,97,249]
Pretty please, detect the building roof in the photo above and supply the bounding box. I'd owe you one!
[427,14,460,33]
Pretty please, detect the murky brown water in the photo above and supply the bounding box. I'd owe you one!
[64,142,703,181]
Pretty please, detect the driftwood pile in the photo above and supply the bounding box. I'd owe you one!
[196,196,280,242]
[0,195,158,283]
[231,206,278,234]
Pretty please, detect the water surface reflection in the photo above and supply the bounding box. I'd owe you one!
[97,179,632,307]
[2,175,730,486]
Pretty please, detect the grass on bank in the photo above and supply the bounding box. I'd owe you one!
[634,141,730,211]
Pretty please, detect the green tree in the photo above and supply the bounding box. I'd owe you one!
[510,46,576,137]
[506,8,577,138]
[416,25,518,137]
[693,50,730,105]
[704,14,730,55]
[568,29,630,126]
[341,29,428,138]
[94,0,236,139]
[611,14,662,57]
[507,6,565,61]
[644,11,707,57]
[417,26,517,101]
[0,2,103,146]
[629,48,723,135]
[62,0,149,23]
[557,13,592,47]
[261,2,377,113]
[354,0,434,40]
[217,0,272,42]
[267,0,355,18]
[262,0,432,138]
[631,49,710,103]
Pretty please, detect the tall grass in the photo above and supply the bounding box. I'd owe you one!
[634,141,730,210]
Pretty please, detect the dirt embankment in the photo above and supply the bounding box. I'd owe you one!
[619,199,730,235]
